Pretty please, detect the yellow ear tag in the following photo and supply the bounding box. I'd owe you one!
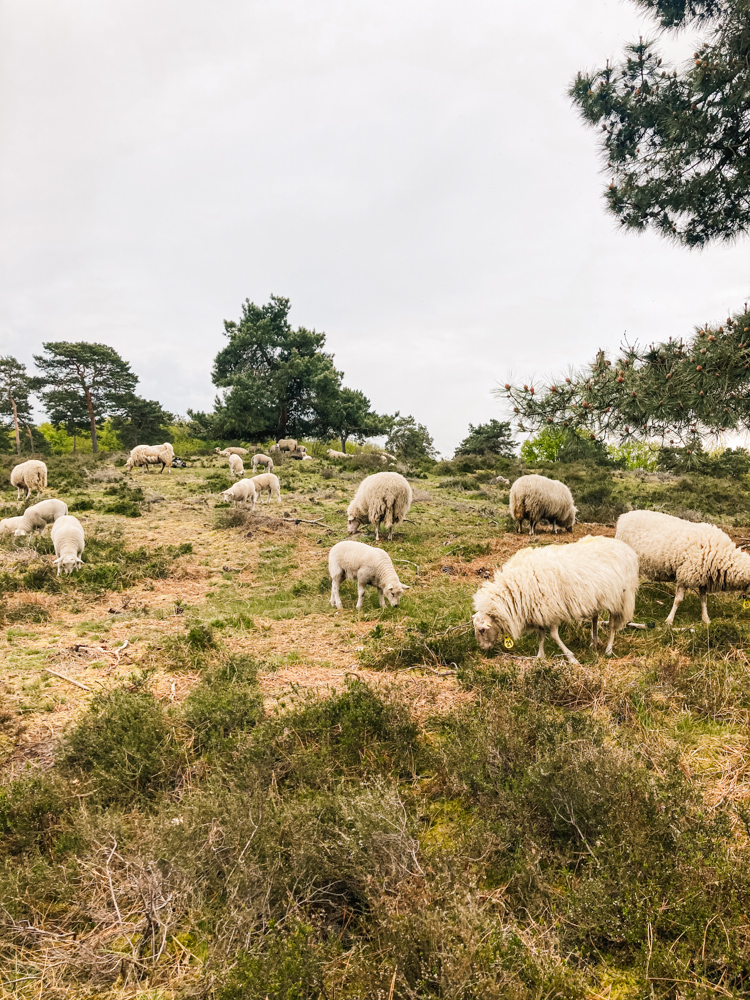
[504,636,514,649]
[743,600,750,609]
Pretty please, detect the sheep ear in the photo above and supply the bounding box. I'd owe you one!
[401,584,411,589]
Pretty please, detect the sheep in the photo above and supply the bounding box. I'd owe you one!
[126,443,174,474]
[615,509,750,625]
[252,453,274,473]
[251,472,281,503]
[328,540,409,609]
[215,446,249,456]
[12,499,68,536]
[472,535,639,664]
[50,515,85,575]
[220,479,257,506]
[228,453,244,479]
[0,516,25,535]
[10,460,47,499]
[347,472,413,542]
[327,449,348,459]
[277,438,297,452]
[509,474,576,535]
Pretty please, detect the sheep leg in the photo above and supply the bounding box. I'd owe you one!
[590,613,599,649]
[356,579,367,610]
[665,585,686,625]
[374,524,380,542]
[529,520,535,536]
[604,617,618,657]
[552,518,559,535]
[330,573,344,609]
[378,588,385,608]
[699,587,711,626]
[549,624,579,665]
[536,628,545,659]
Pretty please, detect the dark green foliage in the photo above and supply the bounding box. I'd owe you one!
[237,679,419,787]
[33,341,139,454]
[0,774,77,858]
[183,656,263,753]
[108,394,174,449]
[503,308,750,443]
[186,622,216,650]
[62,685,180,806]
[571,2,750,246]
[0,356,36,455]
[385,411,437,461]
[455,418,516,457]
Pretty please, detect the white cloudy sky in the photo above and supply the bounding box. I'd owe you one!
[2,0,748,454]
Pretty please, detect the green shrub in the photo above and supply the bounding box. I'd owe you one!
[62,685,180,806]
[0,773,78,858]
[361,620,476,671]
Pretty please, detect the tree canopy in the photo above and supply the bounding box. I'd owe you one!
[571,0,750,246]
[34,342,138,454]
[109,396,175,450]
[0,356,36,454]
[500,305,750,445]
[455,419,516,457]
[385,413,437,461]
[195,296,385,444]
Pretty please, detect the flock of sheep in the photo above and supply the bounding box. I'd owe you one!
[3,454,750,665]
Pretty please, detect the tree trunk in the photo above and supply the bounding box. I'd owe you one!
[85,387,98,454]
[9,393,20,454]
[276,405,288,441]
[341,430,349,453]
[25,424,33,453]
[72,427,77,453]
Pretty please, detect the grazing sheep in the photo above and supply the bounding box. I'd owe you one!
[215,447,249,456]
[277,438,297,452]
[13,499,68,536]
[347,472,413,542]
[10,460,47,499]
[126,443,174,474]
[50,515,85,575]
[0,516,25,535]
[509,474,576,535]
[228,453,244,479]
[252,453,274,473]
[472,535,639,663]
[328,540,409,609]
[251,472,281,503]
[615,509,750,625]
[327,449,348,459]
[220,479,257,506]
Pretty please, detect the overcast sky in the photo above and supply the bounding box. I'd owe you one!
[2,0,749,454]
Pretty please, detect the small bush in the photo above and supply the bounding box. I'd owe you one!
[183,656,263,753]
[361,620,476,671]
[62,685,180,806]
[0,773,77,858]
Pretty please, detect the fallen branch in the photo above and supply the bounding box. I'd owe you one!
[43,668,90,691]
[282,517,328,526]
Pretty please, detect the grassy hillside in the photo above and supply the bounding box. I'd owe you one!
[2,450,750,999]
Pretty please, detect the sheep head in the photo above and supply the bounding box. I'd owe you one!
[472,611,501,651]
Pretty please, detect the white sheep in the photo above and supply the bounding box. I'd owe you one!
[228,453,244,479]
[327,449,348,459]
[615,509,750,625]
[215,446,249,456]
[251,472,281,503]
[126,443,174,474]
[50,515,85,575]
[252,453,274,473]
[13,499,68,536]
[347,472,413,542]
[509,474,576,535]
[277,438,297,452]
[472,535,639,663]
[220,479,257,506]
[10,460,47,499]
[0,516,25,535]
[328,540,409,609]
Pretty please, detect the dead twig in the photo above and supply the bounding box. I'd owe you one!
[281,516,328,526]
[43,668,91,691]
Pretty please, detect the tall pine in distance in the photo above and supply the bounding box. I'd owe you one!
[571,0,750,246]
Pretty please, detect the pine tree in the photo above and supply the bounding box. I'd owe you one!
[0,356,36,454]
[455,420,516,457]
[571,0,750,246]
[500,305,750,445]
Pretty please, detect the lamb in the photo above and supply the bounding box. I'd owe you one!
[10,460,47,499]
[0,516,25,535]
[12,499,68,536]
[472,535,639,664]
[252,453,274,473]
[328,540,409,609]
[50,515,85,575]
[327,449,348,459]
[509,474,576,535]
[215,447,248,456]
[615,509,750,625]
[220,479,257,506]
[347,472,413,542]
[251,472,281,503]
[126,443,174,474]
[228,453,244,479]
